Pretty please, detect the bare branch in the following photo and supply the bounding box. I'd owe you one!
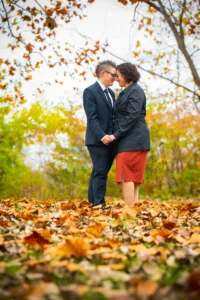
[10,0,32,14]
[35,0,46,14]
[145,0,200,88]
[1,0,20,41]
[76,30,200,101]
[191,49,200,57]
[145,1,160,11]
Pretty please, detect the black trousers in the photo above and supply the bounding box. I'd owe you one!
[87,143,115,207]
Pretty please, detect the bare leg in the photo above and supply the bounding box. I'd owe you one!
[134,182,140,203]
[122,180,135,207]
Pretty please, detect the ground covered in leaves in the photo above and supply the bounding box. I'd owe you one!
[0,198,200,300]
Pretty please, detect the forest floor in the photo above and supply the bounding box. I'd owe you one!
[0,198,200,299]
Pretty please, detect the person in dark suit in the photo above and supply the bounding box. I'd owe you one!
[109,63,150,207]
[83,60,117,208]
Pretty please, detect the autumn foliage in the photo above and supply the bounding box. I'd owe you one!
[0,198,200,299]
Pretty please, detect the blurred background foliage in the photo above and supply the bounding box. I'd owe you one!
[1,93,199,200]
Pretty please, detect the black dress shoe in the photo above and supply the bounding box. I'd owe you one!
[102,205,111,210]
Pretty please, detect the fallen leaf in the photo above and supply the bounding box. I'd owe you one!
[24,231,51,248]
[136,280,159,296]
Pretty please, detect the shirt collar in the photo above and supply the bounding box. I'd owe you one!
[97,80,107,91]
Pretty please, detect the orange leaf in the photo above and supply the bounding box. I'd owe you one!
[25,43,33,53]
[54,213,70,224]
[147,18,152,25]
[47,237,90,257]
[86,222,105,237]
[136,280,159,296]
[25,75,32,80]
[118,0,128,5]
[79,71,86,77]
[39,229,51,238]
[61,202,76,210]
[0,84,6,90]
[150,229,172,238]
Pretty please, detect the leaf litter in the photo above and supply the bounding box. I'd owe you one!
[0,198,199,299]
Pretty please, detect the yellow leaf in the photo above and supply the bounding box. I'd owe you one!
[187,233,200,244]
[136,41,141,48]
[147,6,157,13]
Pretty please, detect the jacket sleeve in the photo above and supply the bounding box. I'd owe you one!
[113,87,144,139]
[83,88,106,141]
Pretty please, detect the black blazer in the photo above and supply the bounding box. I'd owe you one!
[113,82,150,154]
[83,82,115,146]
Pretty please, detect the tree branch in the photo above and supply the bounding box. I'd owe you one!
[147,0,200,88]
[76,30,200,100]
[106,47,200,100]
[1,0,20,41]
[35,0,46,14]
[10,0,32,14]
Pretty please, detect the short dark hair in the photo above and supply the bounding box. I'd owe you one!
[95,60,116,78]
[117,63,140,83]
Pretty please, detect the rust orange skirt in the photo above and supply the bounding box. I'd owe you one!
[116,150,148,184]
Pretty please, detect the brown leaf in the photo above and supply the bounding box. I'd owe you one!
[187,269,200,291]
[118,0,128,5]
[45,16,57,30]
[163,219,176,230]
[0,217,11,227]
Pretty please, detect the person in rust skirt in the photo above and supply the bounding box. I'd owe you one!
[110,63,150,207]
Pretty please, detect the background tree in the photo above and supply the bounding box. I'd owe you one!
[86,0,199,108]
[0,0,101,102]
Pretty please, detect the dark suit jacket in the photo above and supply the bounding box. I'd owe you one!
[83,82,115,146]
[113,82,150,154]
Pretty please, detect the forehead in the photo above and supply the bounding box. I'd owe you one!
[106,66,116,73]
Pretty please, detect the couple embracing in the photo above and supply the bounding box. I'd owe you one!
[83,61,150,208]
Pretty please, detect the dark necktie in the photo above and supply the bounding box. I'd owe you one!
[104,89,113,109]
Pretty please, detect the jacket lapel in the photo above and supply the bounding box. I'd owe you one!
[116,90,126,108]
[116,83,136,108]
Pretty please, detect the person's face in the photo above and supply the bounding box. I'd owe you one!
[101,67,116,86]
[116,70,127,87]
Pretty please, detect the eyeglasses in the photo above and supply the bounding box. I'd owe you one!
[104,71,118,78]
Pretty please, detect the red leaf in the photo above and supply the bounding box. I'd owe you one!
[24,231,51,247]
